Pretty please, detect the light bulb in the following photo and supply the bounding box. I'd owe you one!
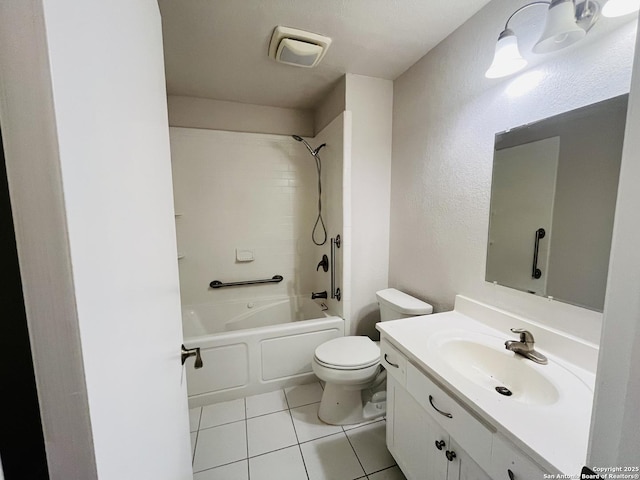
[485,30,528,79]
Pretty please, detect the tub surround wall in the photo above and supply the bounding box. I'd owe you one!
[312,113,351,321]
[171,75,392,339]
[171,128,318,310]
[390,0,637,345]
[168,95,314,137]
[312,74,394,337]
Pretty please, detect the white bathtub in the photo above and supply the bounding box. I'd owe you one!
[182,295,345,407]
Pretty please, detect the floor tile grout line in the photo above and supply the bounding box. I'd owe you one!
[195,437,367,479]
[246,442,299,460]
[244,397,249,479]
[193,459,247,476]
[284,382,324,410]
[342,418,385,433]
[192,430,198,466]
[245,406,289,420]
[367,465,401,476]
[296,443,311,480]
[288,399,323,410]
[298,430,347,446]
[194,383,386,478]
[344,427,368,478]
[197,417,247,432]
[282,387,311,480]
[192,407,203,465]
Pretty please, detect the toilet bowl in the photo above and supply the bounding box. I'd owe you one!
[312,288,433,425]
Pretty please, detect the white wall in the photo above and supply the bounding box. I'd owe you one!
[168,95,314,136]
[171,128,317,308]
[588,27,640,467]
[2,1,192,478]
[345,74,394,337]
[390,0,637,344]
[314,78,346,134]
[0,2,97,477]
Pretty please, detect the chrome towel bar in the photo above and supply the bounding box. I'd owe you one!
[209,275,283,289]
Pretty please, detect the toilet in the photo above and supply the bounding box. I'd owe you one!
[312,288,433,425]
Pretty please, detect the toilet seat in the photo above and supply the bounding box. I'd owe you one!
[314,336,380,370]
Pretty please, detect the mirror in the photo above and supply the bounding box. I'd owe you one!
[486,95,628,312]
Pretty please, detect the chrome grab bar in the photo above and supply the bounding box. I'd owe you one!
[209,275,283,289]
[531,228,546,279]
[330,235,341,301]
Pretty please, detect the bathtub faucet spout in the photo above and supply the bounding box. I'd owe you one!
[311,291,328,300]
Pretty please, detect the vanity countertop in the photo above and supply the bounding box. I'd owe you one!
[377,309,596,476]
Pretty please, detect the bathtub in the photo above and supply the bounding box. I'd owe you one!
[182,295,345,407]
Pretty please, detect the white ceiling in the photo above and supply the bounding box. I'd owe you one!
[158,0,492,110]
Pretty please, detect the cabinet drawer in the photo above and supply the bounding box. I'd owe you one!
[381,339,407,386]
[490,435,549,480]
[406,363,493,472]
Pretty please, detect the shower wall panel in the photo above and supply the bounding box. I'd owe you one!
[311,112,351,321]
[170,128,317,306]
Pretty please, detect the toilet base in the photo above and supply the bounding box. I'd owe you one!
[317,383,386,425]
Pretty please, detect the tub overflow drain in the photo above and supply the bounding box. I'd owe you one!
[495,386,512,396]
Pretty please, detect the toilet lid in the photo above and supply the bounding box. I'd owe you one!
[314,336,380,369]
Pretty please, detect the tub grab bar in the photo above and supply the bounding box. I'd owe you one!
[209,275,283,289]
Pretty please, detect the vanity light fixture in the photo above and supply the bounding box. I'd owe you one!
[485,0,601,78]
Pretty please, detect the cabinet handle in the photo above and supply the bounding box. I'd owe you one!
[429,395,453,418]
[445,450,457,462]
[384,354,399,368]
[508,469,515,480]
[435,440,446,450]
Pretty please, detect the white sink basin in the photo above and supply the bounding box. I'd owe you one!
[432,332,590,406]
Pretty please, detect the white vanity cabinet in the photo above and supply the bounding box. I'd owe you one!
[387,375,447,479]
[387,375,491,480]
[382,338,550,480]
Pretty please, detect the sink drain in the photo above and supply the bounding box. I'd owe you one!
[495,386,513,396]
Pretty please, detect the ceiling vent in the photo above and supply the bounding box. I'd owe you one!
[268,26,332,68]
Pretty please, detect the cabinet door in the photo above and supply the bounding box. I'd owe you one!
[446,439,493,480]
[490,435,550,480]
[389,376,449,480]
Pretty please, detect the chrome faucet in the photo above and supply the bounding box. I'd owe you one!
[505,328,548,365]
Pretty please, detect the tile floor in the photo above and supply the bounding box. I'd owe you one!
[189,382,407,480]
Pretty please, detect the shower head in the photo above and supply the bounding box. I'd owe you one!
[292,135,326,156]
[292,134,315,156]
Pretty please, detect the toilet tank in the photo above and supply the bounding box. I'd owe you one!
[375,288,433,321]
